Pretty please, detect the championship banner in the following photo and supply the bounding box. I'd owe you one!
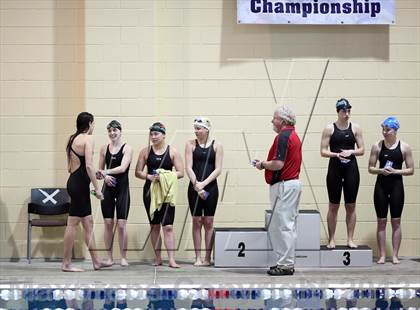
[237,0,395,24]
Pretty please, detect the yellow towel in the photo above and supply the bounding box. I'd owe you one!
[150,169,178,220]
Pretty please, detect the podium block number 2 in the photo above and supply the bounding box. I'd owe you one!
[238,242,245,257]
[343,251,351,266]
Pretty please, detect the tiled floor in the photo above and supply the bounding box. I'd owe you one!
[1,257,419,289]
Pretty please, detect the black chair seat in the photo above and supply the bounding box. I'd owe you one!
[28,202,70,215]
[31,219,68,227]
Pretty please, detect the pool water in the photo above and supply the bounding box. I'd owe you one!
[0,288,419,309]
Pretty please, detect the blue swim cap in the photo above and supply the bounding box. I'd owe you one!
[382,117,400,130]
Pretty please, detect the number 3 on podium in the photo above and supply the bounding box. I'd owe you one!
[238,242,245,257]
[343,251,351,266]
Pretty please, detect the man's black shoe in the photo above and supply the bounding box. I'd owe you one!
[269,264,294,271]
[267,265,294,276]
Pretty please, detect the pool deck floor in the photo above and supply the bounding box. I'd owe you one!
[1,258,419,289]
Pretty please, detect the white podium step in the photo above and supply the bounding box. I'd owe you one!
[214,210,372,268]
[320,245,372,267]
[265,209,320,250]
[214,226,321,268]
[214,228,271,267]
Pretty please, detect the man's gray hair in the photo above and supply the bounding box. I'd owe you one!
[275,105,296,125]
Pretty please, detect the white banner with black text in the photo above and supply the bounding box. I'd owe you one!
[237,0,395,24]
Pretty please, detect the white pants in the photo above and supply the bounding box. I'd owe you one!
[268,179,302,267]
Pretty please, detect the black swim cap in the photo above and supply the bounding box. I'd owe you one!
[107,120,122,131]
[149,122,166,135]
[336,98,352,112]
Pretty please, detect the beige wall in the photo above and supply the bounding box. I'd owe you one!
[1,0,419,260]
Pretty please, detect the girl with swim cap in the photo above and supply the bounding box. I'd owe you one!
[97,120,133,267]
[320,98,365,249]
[368,117,414,264]
[185,117,224,266]
[135,122,184,268]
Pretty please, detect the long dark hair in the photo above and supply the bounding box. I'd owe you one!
[66,112,94,161]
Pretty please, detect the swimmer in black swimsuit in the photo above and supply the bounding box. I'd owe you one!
[97,120,133,267]
[185,117,224,266]
[63,112,111,272]
[320,99,365,249]
[368,117,414,264]
[135,122,184,268]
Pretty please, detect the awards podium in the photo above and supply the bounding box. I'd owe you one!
[214,210,372,268]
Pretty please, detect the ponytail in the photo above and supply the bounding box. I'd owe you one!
[66,131,82,162]
[66,112,94,163]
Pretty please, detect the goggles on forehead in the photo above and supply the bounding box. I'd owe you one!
[149,123,166,134]
[193,117,210,130]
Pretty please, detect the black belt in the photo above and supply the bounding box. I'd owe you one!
[272,177,299,185]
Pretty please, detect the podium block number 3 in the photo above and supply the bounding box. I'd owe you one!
[343,251,351,266]
[238,242,245,257]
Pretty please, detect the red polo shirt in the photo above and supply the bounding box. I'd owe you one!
[265,125,302,185]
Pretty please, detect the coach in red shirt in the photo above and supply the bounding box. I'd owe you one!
[255,106,303,276]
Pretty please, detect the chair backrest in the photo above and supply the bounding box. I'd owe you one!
[28,188,70,215]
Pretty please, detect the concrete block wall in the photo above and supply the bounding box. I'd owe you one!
[1,0,419,260]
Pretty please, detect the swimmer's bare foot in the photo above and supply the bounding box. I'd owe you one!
[120,258,129,267]
[102,258,114,266]
[168,260,180,268]
[93,261,113,270]
[201,260,211,266]
[153,258,163,266]
[347,240,358,249]
[62,264,84,272]
[193,258,203,267]
[376,256,386,264]
[392,256,400,264]
[326,240,336,249]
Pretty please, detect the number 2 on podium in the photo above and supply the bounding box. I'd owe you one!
[238,242,245,257]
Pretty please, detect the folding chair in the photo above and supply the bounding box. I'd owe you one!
[27,188,71,263]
